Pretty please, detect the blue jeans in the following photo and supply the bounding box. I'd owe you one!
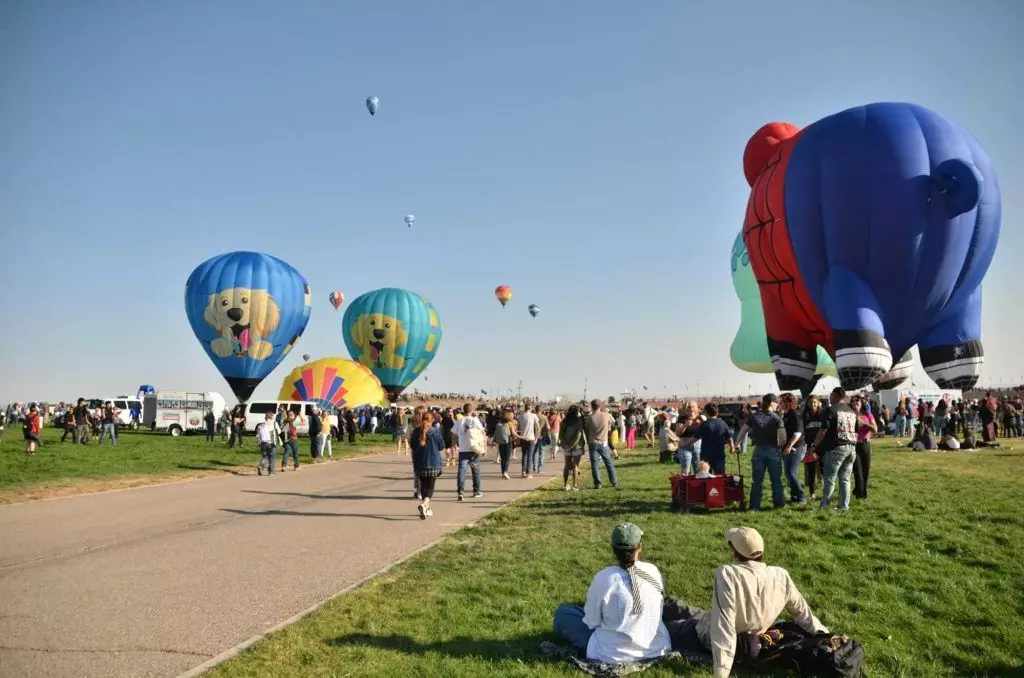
[520,441,536,476]
[893,415,905,436]
[820,444,855,510]
[784,446,806,502]
[281,440,299,469]
[678,445,697,474]
[589,443,618,488]
[553,604,591,655]
[498,443,512,474]
[906,418,916,437]
[750,445,785,510]
[457,452,481,495]
[259,442,276,473]
[533,441,545,473]
[99,423,117,445]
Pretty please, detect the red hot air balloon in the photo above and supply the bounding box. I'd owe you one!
[329,290,344,310]
[494,285,512,308]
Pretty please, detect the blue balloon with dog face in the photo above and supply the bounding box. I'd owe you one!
[185,251,312,403]
[341,288,442,402]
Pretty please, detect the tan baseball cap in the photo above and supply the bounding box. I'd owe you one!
[726,527,764,559]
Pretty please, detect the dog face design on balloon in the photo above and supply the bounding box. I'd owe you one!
[349,313,408,370]
[742,102,1000,391]
[204,287,280,360]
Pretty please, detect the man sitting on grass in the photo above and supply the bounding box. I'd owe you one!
[669,527,828,678]
[553,523,672,665]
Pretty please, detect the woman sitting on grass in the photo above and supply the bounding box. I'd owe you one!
[939,422,961,451]
[553,523,672,664]
[910,416,938,451]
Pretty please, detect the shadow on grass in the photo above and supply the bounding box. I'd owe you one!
[528,499,677,518]
[325,632,556,665]
[176,463,248,476]
[219,508,418,521]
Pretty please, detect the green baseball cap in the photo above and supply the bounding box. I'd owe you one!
[611,523,644,550]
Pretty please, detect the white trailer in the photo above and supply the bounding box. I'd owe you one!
[876,388,962,413]
[144,391,226,436]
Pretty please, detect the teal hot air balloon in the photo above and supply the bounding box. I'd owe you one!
[729,232,837,380]
[185,251,312,403]
[342,288,442,401]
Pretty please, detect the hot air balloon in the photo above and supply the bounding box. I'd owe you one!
[329,290,344,310]
[495,286,512,308]
[404,214,415,228]
[342,288,442,401]
[302,353,311,362]
[185,251,311,403]
[742,102,1000,391]
[729,231,839,381]
[528,304,540,318]
[278,357,388,411]
[366,96,379,116]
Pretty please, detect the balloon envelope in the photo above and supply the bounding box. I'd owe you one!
[528,304,540,317]
[185,251,312,403]
[495,285,512,307]
[278,357,387,411]
[341,288,442,401]
[404,214,415,228]
[366,96,379,116]
[302,353,311,362]
[329,290,344,310]
[729,232,837,378]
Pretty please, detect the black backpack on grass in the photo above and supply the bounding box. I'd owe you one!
[755,622,865,677]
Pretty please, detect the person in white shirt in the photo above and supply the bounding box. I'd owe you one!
[516,405,540,479]
[673,527,828,678]
[255,412,277,476]
[451,403,485,501]
[553,523,672,664]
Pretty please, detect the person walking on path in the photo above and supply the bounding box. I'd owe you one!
[495,411,514,479]
[735,394,786,511]
[319,410,333,458]
[453,403,485,501]
[809,387,858,511]
[516,405,540,479]
[255,412,276,476]
[410,411,445,519]
[280,410,302,472]
[548,409,563,461]
[585,399,618,489]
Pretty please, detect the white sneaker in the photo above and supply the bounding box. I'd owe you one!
[417,504,426,520]
[473,492,483,498]
[564,484,571,491]
[425,507,433,517]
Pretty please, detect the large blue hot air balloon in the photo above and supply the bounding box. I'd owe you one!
[341,288,442,401]
[185,251,312,403]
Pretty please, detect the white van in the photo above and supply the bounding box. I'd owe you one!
[143,391,226,436]
[89,397,143,428]
[242,401,338,436]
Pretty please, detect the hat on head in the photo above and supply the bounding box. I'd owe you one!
[611,523,644,550]
[726,526,764,559]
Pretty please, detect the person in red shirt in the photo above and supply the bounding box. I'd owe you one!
[24,403,42,455]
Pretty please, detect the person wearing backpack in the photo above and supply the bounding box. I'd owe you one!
[452,403,485,501]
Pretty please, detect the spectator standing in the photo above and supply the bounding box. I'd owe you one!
[516,405,540,479]
[809,388,858,511]
[585,400,619,490]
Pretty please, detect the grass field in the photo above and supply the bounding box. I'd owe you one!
[205,438,1024,678]
[0,426,395,503]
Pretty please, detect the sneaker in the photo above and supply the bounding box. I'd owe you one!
[525,474,533,479]
[413,492,421,500]
[502,472,510,479]
[564,484,571,491]
[572,486,579,492]
[458,494,464,502]
[473,492,483,498]
[417,504,426,520]
[425,507,433,517]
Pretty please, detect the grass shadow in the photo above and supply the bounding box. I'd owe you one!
[326,632,555,665]
[176,463,248,476]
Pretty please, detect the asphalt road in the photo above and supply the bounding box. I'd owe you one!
[0,450,556,677]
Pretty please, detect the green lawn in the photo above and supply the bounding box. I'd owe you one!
[0,426,396,503]
[206,439,1024,678]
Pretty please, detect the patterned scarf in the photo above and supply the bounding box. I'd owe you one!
[623,564,663,615]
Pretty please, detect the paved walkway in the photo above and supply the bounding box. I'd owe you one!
[0,452,557,677]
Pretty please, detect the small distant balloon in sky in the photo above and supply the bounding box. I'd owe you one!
[528,304,540,318]
[404,214,415,228]
[494,286,512,307]
[302,353,311,362]
[366,96,379,116]
[329,290,344,310]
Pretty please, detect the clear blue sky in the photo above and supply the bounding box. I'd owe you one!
[2,0,1021,404]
